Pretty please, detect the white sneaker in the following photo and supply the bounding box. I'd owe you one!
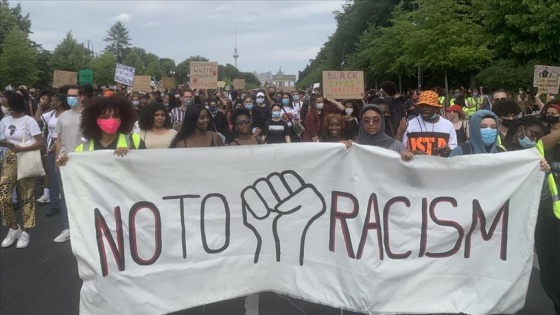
[16,231,30,248]
[36,195,50,203]
[1,225,22,248]
[54,229,70,243]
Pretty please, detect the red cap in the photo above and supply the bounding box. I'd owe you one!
[445,105,462,113]
[550,104,560,114]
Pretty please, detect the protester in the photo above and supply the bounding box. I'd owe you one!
[252,92,271,136]
[53,85,86,243]
[401,90,457,156]
[343,100,360,141]
[262,104,291,144]
[445,105,469,144]
[0,93,44,248]
[206,98,231,143]
[229,108,264,146]
[303,94,324,142]
[280,92,301,142]
[320,113,346,143]
[42,94,70,216]
[492,99,521,143]
[449,110,505,156]
[138,103,177,149]
[170,104,224,148]
[170,89,194,129]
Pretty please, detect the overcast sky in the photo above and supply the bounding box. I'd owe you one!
[18,0,345,77]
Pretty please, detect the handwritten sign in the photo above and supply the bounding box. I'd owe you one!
[161,77,176,89]
[537,77,559,95]
[132,75,151,92]
[217,81,226,89]
[79,70,94,85]
[190,62,218,89]
[533,65,560,89]
[322,71,364,99]
[232,79,246,90]
[52,70,78,88]
[114,64,135,86]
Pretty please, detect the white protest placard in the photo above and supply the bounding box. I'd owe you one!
[313,82,320,89]
[114,63,135,86]
[533,65,560,89]
[61,144,543,315]
[537,77,560,95]
[190,61,218,89]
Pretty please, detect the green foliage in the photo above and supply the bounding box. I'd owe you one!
[0,0,31,54]
[159,58,176,77]
[0,27,38,87]
[475,59,535,92]
[104,21,131,63]
[475,0,560,64]
[34,46,52,88]
[90,51,117,86]
[122,49,145,74]
[50,31,92,71]
[145,61,163,79]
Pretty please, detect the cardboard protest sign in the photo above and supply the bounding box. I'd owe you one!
[161,77,176,89]
[190,61,218,89]
[537,77,560,95]
[533,65,560,90]
[217,81,226,89]
[322,71,364,99]
[114,63,135,86]
[52,70,78,88]
[232,79,246,90]
[313,83,320,89]
[63,144,543,315]
[79,70,94,85]
[132,75,151,92]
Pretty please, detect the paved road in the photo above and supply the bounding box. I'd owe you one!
[0,202,555,315]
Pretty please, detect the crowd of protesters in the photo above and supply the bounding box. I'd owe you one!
[0,80,558,313]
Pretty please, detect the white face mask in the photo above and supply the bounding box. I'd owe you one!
[2,106,11,116]
[316,102,324,110]
[345,108,353,115]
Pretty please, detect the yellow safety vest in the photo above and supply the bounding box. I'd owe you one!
[535,140,560,219]
[464,97,479,117]
[438,96,446,107]
[75,133,141,152]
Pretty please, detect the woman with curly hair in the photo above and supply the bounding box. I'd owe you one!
[138,103,177,149]
[58,96,145,164]
[320,113,346,143]
[491,99,521,143]
[170,104,224,148]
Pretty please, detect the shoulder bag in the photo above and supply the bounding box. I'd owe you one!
[17,117,45,180]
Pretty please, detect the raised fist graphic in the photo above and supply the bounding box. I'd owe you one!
[241,170,326,265]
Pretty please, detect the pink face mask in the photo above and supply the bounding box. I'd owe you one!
[96,118,121,135]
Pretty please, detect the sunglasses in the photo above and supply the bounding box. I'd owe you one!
[236,119,251,126]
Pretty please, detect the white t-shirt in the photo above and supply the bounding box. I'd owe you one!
[282,106,299,126]
[42,110,58,148]
[0,115,41,145]
[54,109,83,153]
[402,115,458,155]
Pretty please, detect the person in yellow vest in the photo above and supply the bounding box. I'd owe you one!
[452,112,560,312]
[57,95,145,166]
[463,90,481,117]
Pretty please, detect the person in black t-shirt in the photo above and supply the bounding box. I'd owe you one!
[263,104,291,144]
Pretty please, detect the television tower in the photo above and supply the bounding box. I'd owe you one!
[233,29,239,68]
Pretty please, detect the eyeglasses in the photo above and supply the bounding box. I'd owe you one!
[236,119,251,126]
[362,117,382,125]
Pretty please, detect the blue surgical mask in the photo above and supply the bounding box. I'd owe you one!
[272,111,281,118]
[281,99,290,106]
[245,104,254,110]
[519,135,536,149]
[132,101,140,107]
[67,96,79,108]
[480,128,497,146]
[293,95,299,101]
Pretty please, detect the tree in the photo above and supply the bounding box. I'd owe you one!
[34,46,53,88]
[0,27,38,87]
[50,31,92,71]
[122,49,144,74]
[476,0,560,65]
[159,58,176,77]
[145,61,162,80]
[104,21,131,63]
[0,0,31,54]
[90,51,117,86]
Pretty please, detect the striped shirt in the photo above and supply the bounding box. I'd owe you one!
[169,107,186,127]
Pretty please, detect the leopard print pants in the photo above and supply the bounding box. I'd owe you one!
[0,150,36,229]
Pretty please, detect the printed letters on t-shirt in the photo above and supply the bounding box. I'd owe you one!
[407,132,450,156]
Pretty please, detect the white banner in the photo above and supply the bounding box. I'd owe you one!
[61,144,544,315]
[114,63,135,86]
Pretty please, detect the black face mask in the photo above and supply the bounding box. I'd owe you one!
[501,118,515,128]
[546,116,560,124]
